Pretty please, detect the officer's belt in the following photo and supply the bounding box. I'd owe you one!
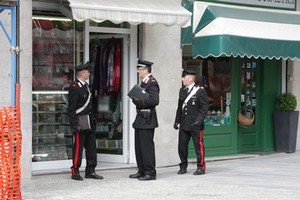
[136,109,155,113]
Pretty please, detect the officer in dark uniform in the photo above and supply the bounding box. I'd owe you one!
[129,59,160,181]
[173,69,209,175]
[68,62,103,181]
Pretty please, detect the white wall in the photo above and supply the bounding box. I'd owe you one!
[19,0,33,179]
[287,60,300,151]
[0,9,12,105]
[141,23,182,167]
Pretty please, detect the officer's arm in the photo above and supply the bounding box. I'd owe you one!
[68,86,79,128]
[142,84,159,107]
[175,89,183,124]
[195,89,209,123]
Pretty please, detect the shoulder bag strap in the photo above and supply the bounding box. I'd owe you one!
[76,84,92,114]
[182,86,200,110]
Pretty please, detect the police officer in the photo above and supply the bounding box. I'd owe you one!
[68,62,103,181]
[129,59,160,181]
[174,69,209,175]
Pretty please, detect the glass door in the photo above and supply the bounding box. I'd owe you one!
[239,59,257,126]
[88,31,129,163]
[238,58,260,152]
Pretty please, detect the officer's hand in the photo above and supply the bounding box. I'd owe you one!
[72,126,80,133]
[173,123,179,130]
[192,121,200,126]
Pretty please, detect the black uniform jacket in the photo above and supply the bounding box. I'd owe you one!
[132,75,160,129]
[174,85,209,132]
[68,79,93,129]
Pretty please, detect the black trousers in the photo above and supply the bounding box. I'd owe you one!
[178,129,206,171]
[134,129,156,176]
[71,130,97,175]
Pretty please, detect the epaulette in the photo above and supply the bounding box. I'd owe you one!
[195,84,204,90]
[149,76,156,83]
[69,82,79,88]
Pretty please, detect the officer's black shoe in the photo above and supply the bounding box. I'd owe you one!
[177,168,187,175]
[71,174,83,181]
[193,169,205,175]
[129,172,144,179]
[138,174,156,181]
[85,172,103,179]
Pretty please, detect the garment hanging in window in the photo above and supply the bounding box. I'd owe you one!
[90,38,121,97]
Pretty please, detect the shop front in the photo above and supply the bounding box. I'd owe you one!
[31,18,136,170]
[31,0,191,172]
[182,1,300,158]
[3,0,300,178]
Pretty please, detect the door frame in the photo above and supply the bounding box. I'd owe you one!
[84,21,138,163]
[237,58,282,153]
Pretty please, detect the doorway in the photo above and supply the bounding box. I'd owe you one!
[237,58,281,153]
[88,34,129,163]
[238,58,260,152]
[85,21,137,164]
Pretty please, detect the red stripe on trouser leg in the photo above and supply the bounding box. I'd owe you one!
[199,130,206,171]
[72,132,80,175]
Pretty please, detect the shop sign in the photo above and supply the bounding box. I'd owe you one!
[208,0,296,10]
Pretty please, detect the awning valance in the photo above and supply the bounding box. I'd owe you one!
[192,2,300,60]
[68,0,192,27]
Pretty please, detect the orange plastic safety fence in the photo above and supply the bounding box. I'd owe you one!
[0,106,22,200]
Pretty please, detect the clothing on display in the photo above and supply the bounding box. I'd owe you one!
[90,38,121,96]
[89,38,123,154]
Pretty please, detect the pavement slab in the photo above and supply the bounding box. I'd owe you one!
[22,152,300,200]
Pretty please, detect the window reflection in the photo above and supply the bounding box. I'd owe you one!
[32,19,83,91]
[183,57,232,126]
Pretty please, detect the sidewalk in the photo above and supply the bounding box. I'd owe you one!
[22,151,300,200]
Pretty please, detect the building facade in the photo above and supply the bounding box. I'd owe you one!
[0,0,299,180]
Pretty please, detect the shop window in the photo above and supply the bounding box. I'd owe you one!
[203,58,232,126]
[183,55,232,126]
[32,18,83,162]
[32,19,83,90]
[32,92,71,161]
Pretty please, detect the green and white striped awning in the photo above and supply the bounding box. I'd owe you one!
[192,2,300,60]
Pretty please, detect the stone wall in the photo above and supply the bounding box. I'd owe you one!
[141,23,182,167]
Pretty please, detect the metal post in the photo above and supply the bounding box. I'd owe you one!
[11,5,16,106]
